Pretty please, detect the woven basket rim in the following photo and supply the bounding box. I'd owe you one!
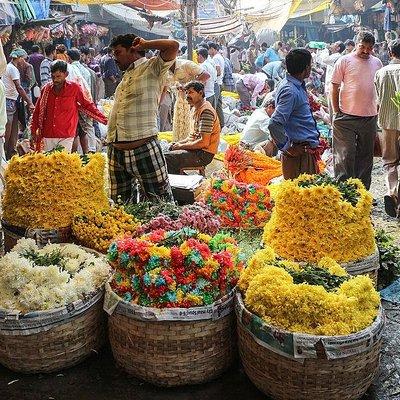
[236,291,384,341]
[1,219,71,233]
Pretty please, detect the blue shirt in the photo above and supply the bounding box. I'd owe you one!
[268,75,320,150]
[262,61,284,80]
[264,47,281,62]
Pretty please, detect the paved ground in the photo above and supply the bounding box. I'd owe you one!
[1,159,400,400]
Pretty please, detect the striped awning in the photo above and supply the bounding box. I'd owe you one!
[195,16,243,36]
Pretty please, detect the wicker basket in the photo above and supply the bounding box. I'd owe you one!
[235,292,384,400]
[342,250,380,286]
[2,219,72,253]
[0,290,106,374]
[106,285,236,386]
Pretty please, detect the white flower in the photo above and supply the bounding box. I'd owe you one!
[12,238,38,254]
[64,258,82,274]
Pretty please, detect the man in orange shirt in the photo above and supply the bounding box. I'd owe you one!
[165,81,221,174]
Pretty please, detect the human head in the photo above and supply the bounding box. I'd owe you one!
[67,48,81,63]
[355,31,375,59]
[208,42,219,57]
[285,48,312,79]
[273,41,283,50]
[184,81,205,106]
[51,60,69,87]
[389,39,400,59]
[31,45,40,54]
[80,46,90,63]
[197,48,209,64]
[250,44,255,50]
[110,34,145,71]
[199,41,209,50]
[56,44,66,54]
[344,39,355,53]
[266,79,275,92]
[264,97,275,117]
[333,41,345,53]
[10,48,28,67]
[45,44,56,58]
[261,42,268,52]
[181,45,187,55]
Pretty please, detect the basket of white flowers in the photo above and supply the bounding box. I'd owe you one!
[0,239,111,373]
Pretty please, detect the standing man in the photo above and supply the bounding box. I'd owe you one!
[108,34,179,203]
[28,45,44,88]
[101,47,119,98]
[268,49,320,179]
[343,39,355,55]
[375,39,400,216]
[264,42,283,64]
[3,49,34,160]
[196,48,217,107]
[331,32,382,190]
[30,61,107,153]
[40,44,56,87]
[208,42,225,127]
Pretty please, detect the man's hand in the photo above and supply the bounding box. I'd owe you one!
[28,103,35,112]
[170,142,182,151]
[131,37,147,53]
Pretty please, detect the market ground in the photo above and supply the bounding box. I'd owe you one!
[1,159,400,400]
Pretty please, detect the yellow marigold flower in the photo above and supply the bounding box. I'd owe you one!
[317,257,347,276]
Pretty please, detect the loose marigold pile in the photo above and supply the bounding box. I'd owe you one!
[2,152,109,229]
[239,248,380,336]
[72,207,141,253]
[224,145,282,185]
[263,174,376,263]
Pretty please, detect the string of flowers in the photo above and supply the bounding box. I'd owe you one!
[108,228,245,308]
[239,248,380,336]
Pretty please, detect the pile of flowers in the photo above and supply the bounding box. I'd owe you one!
[72,207,141,253]
[126,202,221,236]
[263,174,376,263]
[239,248,380,336]
[2,152,108,229]
[205,178,272,228]
[0,239,110,313]
[224,145,282,185]
[108,228,245,308]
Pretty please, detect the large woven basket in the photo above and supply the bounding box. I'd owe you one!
[106,285,236,386]
[235,292,384,400]
[2,219,72,253]
[342,250,380,286]
[0,289,106,374]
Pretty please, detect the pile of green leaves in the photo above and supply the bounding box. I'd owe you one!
[124,201,182,223]
[22,248,65,268]
[376,229,400,290]
[298,174,360,206]
[285,264,349,292]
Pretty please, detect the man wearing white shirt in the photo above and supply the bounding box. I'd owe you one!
[208,42,225,127]
[197,48,217,106]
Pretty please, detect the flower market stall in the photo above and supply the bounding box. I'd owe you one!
[0,239,110,373]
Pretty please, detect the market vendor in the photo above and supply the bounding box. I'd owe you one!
[30,61,107,153]
[268,49,320,179]
[107,34,179,203]
[235,73,272,109]
[164,81,221,174]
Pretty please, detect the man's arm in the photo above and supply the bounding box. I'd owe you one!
[196,71,210,83]
[40,62,51,86]
[76,85,107,125]
[0,41,6,76]
[331,83,340,114]
[132,38,179,62]
[13,79,34,110]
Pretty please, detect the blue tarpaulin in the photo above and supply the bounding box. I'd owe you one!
[29,0,50,20]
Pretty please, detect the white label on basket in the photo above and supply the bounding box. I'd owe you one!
[0,290,103,336]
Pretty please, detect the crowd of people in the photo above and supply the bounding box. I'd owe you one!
[0,30,399,219]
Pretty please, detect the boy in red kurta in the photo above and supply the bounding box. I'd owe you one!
[31,60,107,152]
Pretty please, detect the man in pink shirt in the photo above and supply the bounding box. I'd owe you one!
[331,31,382,190]
[236,73,270,109]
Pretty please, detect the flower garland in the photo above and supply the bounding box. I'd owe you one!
[72,207,141,253]
[263,174,376,263]
[239,248,380,336]
[205,178,272,228]
[2,152,109,229]
[224,145,282,185]
[108,228,245,308]
[0,239,110,313]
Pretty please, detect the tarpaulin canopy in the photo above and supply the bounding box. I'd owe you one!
[290,0,330,19]
[54,0,179,10]
[195,15,243,36]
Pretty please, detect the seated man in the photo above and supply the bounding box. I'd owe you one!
[240,97,277,156]
[165,81,220,174]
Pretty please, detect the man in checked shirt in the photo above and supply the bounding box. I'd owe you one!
[107,34,179,203]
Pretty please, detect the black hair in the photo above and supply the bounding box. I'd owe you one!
[285,49,312,75]
[266,79,275,91]
[197,48,209,60]
[184,81,205,98]
[356,31,375,46]
[67,48,81,61]
[389,39,400,58]
[110,34,145,57]
[80,46,90,56]
[44,44,56,57]
[344,39,355,47]
[261,42,268,48]
[198,41,209,50]
[181,45,187,53]
[208,42,219,51]
[337,41,345,53]
[31,45,40,53]
[51,60,68,74]
[265,97,275,108]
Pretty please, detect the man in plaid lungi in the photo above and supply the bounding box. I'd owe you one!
[107,34,179,203]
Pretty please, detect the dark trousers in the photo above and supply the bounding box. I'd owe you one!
[333,112,377,190]
[164,149,214,174]
[104,78,117,98]
[282,144,319,180]
[214,83,224,127]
